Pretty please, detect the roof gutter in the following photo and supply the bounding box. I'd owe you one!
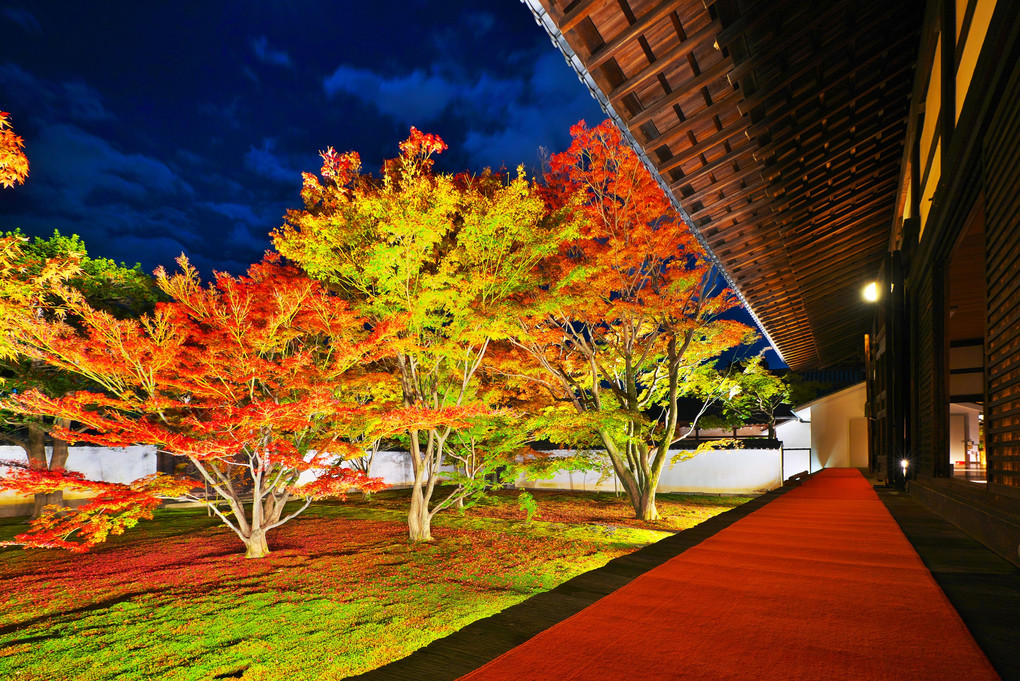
[521,0,787,367]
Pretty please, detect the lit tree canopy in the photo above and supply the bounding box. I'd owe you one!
[274,128,574,541]
[0,111,29,189]
[716,355,816,438]
[0,230,161,518]
[509,120,756,521]
[1,255,470,557]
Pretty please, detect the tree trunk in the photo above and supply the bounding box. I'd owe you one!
[637,488,660,522]
[598,430,652,522]
[25,421,74,519]
[600,437,665,523]
[244,528,270,559]
[41,429,71,512]
[26,424,50,520]
[50,422,71,471]
[31,492,62,519]
[408,484,432,542]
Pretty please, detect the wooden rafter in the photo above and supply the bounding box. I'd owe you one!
[526,0,922,369]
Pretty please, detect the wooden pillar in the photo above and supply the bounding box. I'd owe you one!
[864,332,875,472]
[934,264,951,478]
[890,250,909,479]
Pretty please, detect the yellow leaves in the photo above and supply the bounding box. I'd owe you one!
[669,438,743,465]
[0,239,86,369]
[273,129,581,425]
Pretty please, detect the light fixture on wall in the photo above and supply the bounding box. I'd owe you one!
[863,281,879,302]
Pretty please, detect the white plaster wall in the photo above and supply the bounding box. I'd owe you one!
[295,450,417,487]
[0,445,157,516]
[776,418,811,449]
[2,442,779,516]
[357,448,782,494]
[805,383,867,470]
[521,448,781,495]
[366,450,415,485]
[776,417,813,479]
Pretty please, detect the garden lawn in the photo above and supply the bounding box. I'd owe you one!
[0,490,749,680]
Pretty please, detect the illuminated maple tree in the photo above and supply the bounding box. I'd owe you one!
[509,121,755,521]
[0,235,82,518]
[1,231,161,518]
[713,355,816,438]
[0,235,80,361]
[1,255,427,558]
[0,111,29,189]
[275,128,570,541]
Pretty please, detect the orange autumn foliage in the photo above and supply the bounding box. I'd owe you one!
[1,255,473,557]
[0,111,29,189]
[510,121,755,521]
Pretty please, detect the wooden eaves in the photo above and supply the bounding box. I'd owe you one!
[523,0,923,370]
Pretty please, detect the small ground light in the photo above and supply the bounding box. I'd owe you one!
[863,281,879,302]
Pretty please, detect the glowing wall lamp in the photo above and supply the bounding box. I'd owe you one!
[863,281,879,302]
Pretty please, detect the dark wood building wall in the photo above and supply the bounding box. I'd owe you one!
[884,0,1020,486]
[984,58,1020,488]
[912,265,943,477]
[870,251,909,484]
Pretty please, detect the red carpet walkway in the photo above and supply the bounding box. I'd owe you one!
[457,468,1002,681]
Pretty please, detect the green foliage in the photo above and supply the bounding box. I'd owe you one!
[274,131,580,539]
[517,490,540,524]
[0,230,163,459]
[509,121,757,521]
[669,438,743,466]
[0,491,750,679]
[714,354,811,436]
[7,228,163,318]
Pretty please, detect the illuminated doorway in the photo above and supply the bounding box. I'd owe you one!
[946,201,985,483]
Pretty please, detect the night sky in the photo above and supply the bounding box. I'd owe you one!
[0,1,604,276]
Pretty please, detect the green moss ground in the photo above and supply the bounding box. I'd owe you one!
[0,491,748,680]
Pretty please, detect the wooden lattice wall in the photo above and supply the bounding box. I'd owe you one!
[913,266,939,476]
[984,62,1020,487]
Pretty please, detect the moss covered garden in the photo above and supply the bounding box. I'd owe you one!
[0,490,748,680]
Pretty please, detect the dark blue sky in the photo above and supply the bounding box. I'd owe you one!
[0,1,604,275]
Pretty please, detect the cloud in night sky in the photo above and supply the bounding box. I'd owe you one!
[244,139,303,185]
[0,2,605,278]
[202,202,261,226]
[0,61,270,276]
[250,36,293,68]
[29,124,193,202]
[0,63,112,123]
[2,8,42,36]
[323,49,604,171]
[323,66,465,124]
[461,11,496,36]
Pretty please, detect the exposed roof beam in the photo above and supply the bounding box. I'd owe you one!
[586,0,691,71]
[628,58,733,128]
[559,0,615,34]
[608,19,723,101]
[657,117,751,174]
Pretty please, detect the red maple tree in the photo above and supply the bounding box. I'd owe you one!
[1,255,443,558]
[509,121,754,521]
